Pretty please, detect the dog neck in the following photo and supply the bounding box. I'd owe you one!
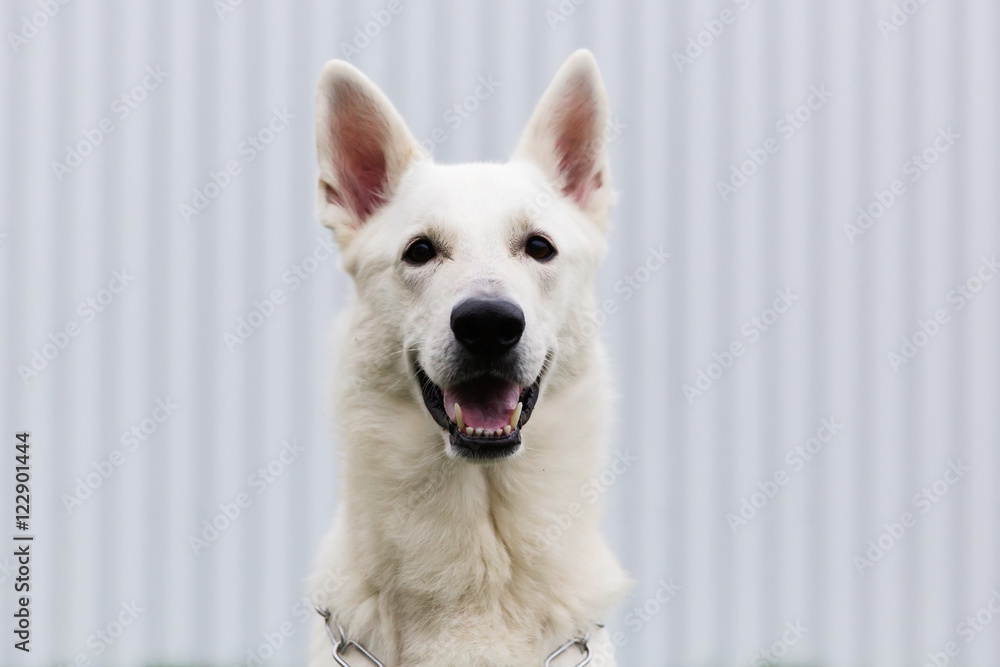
[310,352,630,662]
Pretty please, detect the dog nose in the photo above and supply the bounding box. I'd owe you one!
[451,298,525,357]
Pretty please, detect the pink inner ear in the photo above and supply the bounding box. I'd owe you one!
[554,75,601,206]
[328,80,391,222]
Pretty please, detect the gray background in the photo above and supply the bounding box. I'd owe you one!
[1,0,998,665]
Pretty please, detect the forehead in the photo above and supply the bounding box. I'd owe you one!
[345,160,602,273]
[390,162,557,235]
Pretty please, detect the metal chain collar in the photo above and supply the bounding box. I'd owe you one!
[316,607,597,667]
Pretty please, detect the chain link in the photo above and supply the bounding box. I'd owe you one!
[317,607,385,667]
[315,607,596,667]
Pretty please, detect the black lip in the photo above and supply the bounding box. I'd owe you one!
[415,365,542,460]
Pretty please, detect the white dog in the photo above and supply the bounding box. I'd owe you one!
[308,50,631,667]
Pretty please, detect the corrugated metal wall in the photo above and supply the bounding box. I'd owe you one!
[1,1,998,665]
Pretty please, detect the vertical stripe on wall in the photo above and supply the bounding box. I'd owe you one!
[0,1,997,665]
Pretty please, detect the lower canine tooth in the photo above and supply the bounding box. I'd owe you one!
[504,425,512,435]
[454,403,465,431]
[510,402,523,429]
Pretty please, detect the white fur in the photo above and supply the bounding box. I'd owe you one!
[308,50,631,666]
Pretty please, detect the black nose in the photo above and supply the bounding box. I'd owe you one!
[450,298,525,357]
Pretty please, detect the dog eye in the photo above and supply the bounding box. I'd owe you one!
[403,238,437,265]
[525,235,557,261]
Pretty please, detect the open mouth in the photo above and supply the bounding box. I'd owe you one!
[415,365,542,460]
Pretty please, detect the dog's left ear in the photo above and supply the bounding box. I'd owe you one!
[512,49,614,226]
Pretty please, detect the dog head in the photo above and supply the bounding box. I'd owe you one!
[315,50,614,461]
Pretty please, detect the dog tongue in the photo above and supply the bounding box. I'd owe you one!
[443,378,520,431]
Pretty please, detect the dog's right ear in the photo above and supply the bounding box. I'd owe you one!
[512,50,614,229]
[315,61,424,246]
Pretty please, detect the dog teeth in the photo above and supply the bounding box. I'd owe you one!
[510,402,522,429]
[458,418,516,439]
